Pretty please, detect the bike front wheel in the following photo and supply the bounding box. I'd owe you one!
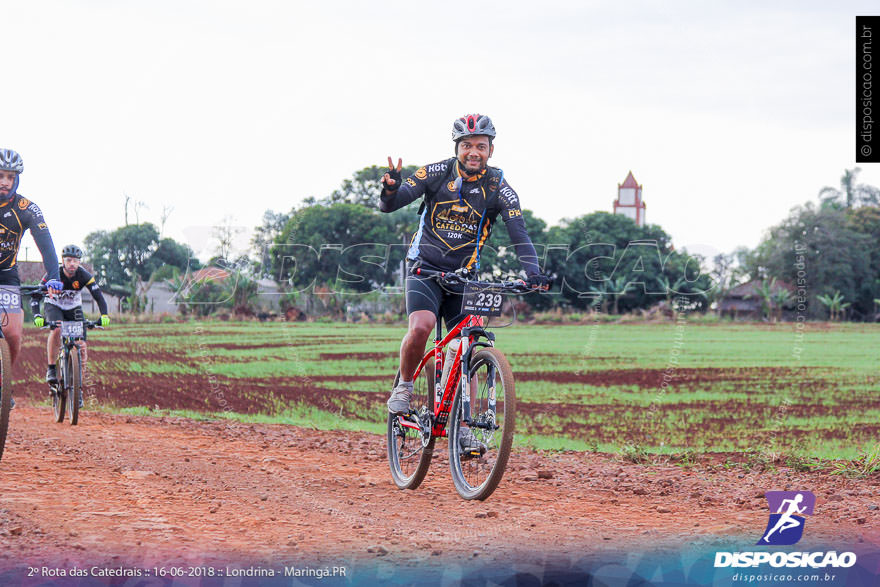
[53,353,66,423]
[0,339,12,461]
[67,346,82,425]
[449,347,516,501]
[387,364,435,490]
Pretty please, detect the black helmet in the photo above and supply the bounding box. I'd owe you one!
[452,114,496,142]
[0,149,23,174]
[61,244,83,259]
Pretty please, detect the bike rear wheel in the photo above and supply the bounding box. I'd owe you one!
[0,339,12,461]
[387,364,435,490]
[449,347,516,501]
[67,346,82,425]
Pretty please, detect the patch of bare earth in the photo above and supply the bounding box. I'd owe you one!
[0,404,877,572]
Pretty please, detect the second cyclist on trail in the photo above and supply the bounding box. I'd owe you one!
[379,114,548,453]
[31,244,109,403]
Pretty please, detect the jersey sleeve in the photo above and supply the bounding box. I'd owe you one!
[497,180,540,276]
[497,181,525,223]
[23,202,60,281]
[80,268,109,315]
[379,173,424,212]
[29,273,48,315]
[379,160,451,213]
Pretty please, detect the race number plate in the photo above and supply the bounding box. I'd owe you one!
[60,321,84,338]
[461,283,503,317]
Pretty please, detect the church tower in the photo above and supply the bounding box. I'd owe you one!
[613,171,646,226]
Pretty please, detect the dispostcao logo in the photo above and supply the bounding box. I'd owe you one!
[714,489,857,569]
[758,491,815,546]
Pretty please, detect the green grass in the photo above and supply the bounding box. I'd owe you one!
[94,403,387,435]
[72,320,880,460]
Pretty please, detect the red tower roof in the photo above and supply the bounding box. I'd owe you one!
[620,171,640,189]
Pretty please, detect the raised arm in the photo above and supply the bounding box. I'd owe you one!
[24,202,60,281]
[379,156,424,213]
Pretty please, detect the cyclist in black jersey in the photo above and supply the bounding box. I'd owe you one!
[380,115,549,445]
[0,149,63,408]
[31,244,110,390]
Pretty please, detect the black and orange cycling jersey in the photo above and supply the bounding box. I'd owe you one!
[379,158,539,275]
[30,266,109,315]
[0,193,59,285]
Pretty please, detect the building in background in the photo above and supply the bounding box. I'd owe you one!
[613,171,646,227]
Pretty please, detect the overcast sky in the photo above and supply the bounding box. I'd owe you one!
[4,0,879,267]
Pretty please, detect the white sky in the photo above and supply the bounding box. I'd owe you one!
[4,0,879,266]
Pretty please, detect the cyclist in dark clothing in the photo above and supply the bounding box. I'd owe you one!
[31,244,110,392]
[381,114,549,454]
[378,156,540,277]
[0,148,63,408]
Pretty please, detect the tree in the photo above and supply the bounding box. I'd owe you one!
[271,203,400,292]
[252,209,292,277]
[819,168,880,209]
[543,212,710,311]
[84,223,198,289]
[213,216,244,261]
[610,274,636,315]
[159,204,174,238]
[817,290,850,321]
[708,252,745,315]
[747,279,775,321]
[769,287,793,322]
[750,202,873,319]
[147,238,200,278]
[309,164,420,208]
[85,223,160,285]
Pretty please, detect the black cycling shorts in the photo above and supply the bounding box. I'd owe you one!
[405,261,468,332]
[45,304,87,340]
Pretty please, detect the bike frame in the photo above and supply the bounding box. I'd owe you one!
[397,312,497,438]
[49,323,86,391]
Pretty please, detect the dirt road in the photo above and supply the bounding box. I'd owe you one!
[1,403,878,581]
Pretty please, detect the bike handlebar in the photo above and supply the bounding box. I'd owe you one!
[21,284,48,295]
[41,320,105,331]
[410,266,534,294]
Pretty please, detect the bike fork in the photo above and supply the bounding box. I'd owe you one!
[487,363,497,414]
[460,338,471,424]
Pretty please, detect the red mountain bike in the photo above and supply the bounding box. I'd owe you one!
[387,267,532,500]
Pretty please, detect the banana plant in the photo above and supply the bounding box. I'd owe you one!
[769,287,793,322]
[817,290,850,322]
[745,278,775,321]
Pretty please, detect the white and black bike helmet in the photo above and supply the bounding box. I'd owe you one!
[452,114,496,142]
[0,149,24,174]
[62,244,84,259]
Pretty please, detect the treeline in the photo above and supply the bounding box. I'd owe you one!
[83,166,880,321]
[255,166,711,314]
[734,168,880,320]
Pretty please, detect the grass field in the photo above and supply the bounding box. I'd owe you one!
[44,319,879,460]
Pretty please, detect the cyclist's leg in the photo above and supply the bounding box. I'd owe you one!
[388,267,443,413]
[402,266,443,381]
[0,279,20,408]
[44,304,63,384]
[4,309,22,367]
[47,328,61,366]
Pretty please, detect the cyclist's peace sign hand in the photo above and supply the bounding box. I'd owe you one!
[382,156,403,193]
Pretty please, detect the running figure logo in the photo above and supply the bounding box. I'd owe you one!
[758,491,816,546]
